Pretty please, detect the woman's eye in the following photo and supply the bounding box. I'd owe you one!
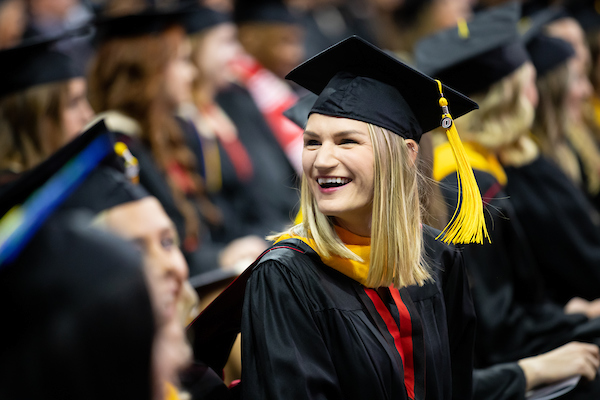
[161,236,176,249]
[304,140,320,147]
[340,138,358,145]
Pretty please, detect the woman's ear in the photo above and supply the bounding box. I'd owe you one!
[405,139,419,165]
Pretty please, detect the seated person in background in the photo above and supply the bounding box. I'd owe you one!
[0,31,94,179]
[88,3,267,275]
[0,211,155,400]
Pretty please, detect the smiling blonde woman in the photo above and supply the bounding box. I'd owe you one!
[240,36,482,400]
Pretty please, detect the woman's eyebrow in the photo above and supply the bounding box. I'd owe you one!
[303,130,366,137]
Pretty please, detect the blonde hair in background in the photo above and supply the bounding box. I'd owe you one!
[272,123,431,289]
[456,63,536,153]
[532,63,582,183]
[0,81,69,172]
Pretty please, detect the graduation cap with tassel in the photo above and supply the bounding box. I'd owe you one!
[0,120,141,267]
[284,35,488,245]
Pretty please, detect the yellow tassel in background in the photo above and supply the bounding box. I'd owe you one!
[434,80,490,245]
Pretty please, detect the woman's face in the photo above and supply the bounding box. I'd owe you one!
[303,114,375,234]
[523,63,539,110]
[103,197,188,323]
[196,23,242,90]
[164,38,197,107]
[62,77,94,142]
[567,57,593,120]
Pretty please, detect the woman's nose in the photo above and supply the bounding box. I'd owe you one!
[313,143,338,170]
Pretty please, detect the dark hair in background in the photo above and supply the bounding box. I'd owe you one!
[0,80,70,172]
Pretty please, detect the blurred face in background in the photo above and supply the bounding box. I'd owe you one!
[428,0,473,30]
[566,57,593,120]
[164,38,197,107]
[523,62,539,109]
[0,0,26,49]
[238,22,305,79]
[103,197,189,323]
[195,22,242,91]
[62,77,94,141]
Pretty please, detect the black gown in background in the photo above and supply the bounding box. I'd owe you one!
[217,84,300,234]
[241,226,476,400]
[440,170,600,368]
[503,156,600,304]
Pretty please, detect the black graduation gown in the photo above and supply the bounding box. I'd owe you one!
[440,170,600,368]
[241,226,476,400]
[217,84,300,234]
[503,156,600,304]
[179,116,280,242]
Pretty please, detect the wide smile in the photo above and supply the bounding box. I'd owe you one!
[317,177,352,190]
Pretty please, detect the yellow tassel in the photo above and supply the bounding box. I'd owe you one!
[457,18,470,39]
[434,80,490,245]
[114,142,140,184]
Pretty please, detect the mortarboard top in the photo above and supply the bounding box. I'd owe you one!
[0,120,117,266]
[285,35,479,141]
[0,28,87,98]
[94,2,192,42]
[521,8,575,77]
[233,0,299,25]
[414,2,529,95]
[183,4,231,35]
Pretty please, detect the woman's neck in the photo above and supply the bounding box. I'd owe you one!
[333,216,371,238]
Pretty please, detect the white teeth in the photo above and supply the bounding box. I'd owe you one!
[317,177,351,185]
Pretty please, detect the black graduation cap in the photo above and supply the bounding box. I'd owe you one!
[0,29,86,98]
[94,3,191,41]
[233,0,299,25]
[0,120,116,266]
[60,166,149,216]
[521,8,575,77]
[285,35,479,141]
[526,34,575,77]
[282,92,318,129]
[183,5,231,34]
[414,2,529,95]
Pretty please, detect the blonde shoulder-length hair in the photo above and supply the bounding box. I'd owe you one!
[457,62,536,151]
[271,123,431,289]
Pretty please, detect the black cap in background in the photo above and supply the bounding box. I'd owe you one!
[234,0,299,25]
[286,35,478,141]
[0,29,87,97]
[94,3,191,42]
[0,120,115,265]
[184,4,231,35]
[521,8,575,77]
[415,2,529,95]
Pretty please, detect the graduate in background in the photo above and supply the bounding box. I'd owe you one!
[241,35,479,400]
[0,123,155,400]
[181,5,270,268]
[416,4,600,396]
[88,3,266,276]
[0,31,94,179]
